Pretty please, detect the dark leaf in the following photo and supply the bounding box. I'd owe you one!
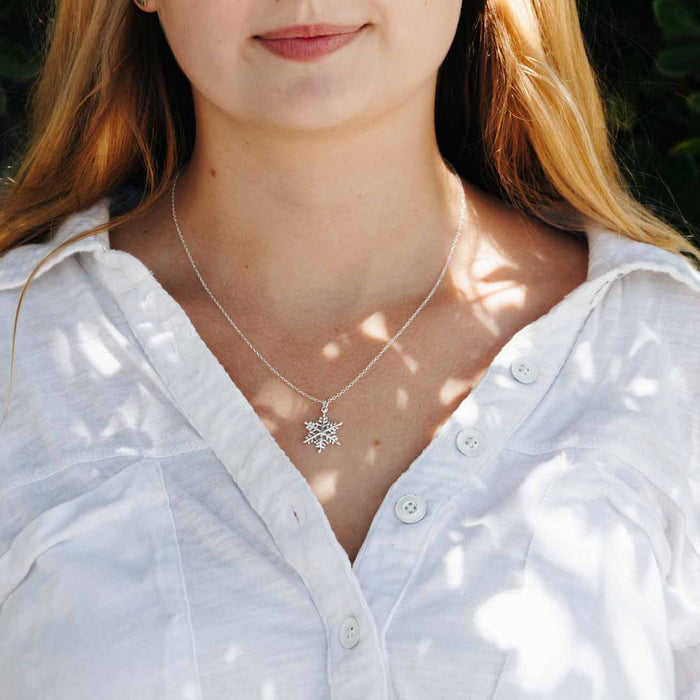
[653,0,700,36]
[670,137,700,155]
[655,44,700,77]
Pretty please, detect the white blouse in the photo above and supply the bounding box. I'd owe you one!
[0,192,699,700]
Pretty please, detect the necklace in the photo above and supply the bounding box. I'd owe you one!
[170,162,467,454]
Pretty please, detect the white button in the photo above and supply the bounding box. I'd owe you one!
[339,615,360,649]
[456,427,487,456]
[394,494,426,524]
[510,357,538,384]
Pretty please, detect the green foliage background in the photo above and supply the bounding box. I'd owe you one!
[0,0,699,244]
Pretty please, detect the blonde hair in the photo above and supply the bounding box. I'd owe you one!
[1,0,699,424]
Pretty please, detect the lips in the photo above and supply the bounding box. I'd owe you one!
[256,23,367,40]
[254,23,369,62]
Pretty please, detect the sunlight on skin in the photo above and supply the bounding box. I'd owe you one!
[476,284,528,336]
[250,305,436,435]
[396,386,409,410]
[449,246,529,336]
[360,310,389,342]
[321,341,341,359]
[401,352,420,374]
[243,255,543,479]
[308,469,339,502]
[258,413,279,433]
[243,244,543,443]
[439,376,473,405]
[254,375,300,425]
[364,444,380,466]
[359,312,421,373]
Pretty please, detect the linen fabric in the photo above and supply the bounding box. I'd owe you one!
[1,189,699,699]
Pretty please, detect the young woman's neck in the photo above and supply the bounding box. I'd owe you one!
[168,117,473,331]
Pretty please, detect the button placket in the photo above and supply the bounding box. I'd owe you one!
[265,486,389,693]
[85,225,395,699]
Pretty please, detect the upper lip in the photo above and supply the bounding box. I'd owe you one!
[256,23,366,40]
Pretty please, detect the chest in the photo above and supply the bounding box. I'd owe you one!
[108,217,590,566]
[166,245,590,564]
[182,300,508,566]
[267,373,487,566]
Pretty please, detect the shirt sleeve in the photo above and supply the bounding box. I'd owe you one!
[657,273,700,699]
[663,445,700,698]
[666,526,700,699]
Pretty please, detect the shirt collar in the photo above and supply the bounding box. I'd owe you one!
[0,193,698,300]
[0,196,111,292]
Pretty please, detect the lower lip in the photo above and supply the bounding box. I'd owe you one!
[255,26,367,62]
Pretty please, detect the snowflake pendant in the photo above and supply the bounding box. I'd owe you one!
[303,400,343,454]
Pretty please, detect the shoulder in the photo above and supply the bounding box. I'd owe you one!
[0,196,110,379]
[0,197,111,296]
[0,190,201,492]
[599,251,700,353]
[0,198,114,476]
[0,185,145,329]
[511,228,700,481]
[0,197,111,376]
[580,219,700,337]
[600,263,700,440]
[595,252,700,654]
[584,250,700,478]
[607,256,700,421]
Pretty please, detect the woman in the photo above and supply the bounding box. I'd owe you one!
[0,0,699,697]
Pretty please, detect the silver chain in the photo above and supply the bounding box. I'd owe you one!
[170,162,467,409]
